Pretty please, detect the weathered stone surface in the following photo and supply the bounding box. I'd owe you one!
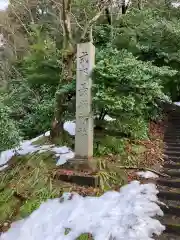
[75,42,95,159]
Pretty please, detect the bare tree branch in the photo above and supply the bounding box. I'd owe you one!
[70,12,83,30]
[80,0,110,41]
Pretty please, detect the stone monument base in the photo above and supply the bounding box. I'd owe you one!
[55,158,99,187]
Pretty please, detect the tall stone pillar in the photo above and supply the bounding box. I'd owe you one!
[75,42,95,160]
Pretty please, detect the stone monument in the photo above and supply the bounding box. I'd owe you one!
[56,42,98,186]
[75,42,95,160]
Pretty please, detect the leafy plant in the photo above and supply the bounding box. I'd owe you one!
[92,46,175,139]
[96,158,127,191]
[0,97,20,151]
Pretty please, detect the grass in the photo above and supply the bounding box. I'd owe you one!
[0,151,127,232]
[0,152,71,225]
[0,134,154,224]
[0,150,107,239]
[65,229,93,239]
[0,121,164,236]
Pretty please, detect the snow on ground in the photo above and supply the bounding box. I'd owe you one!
[95,114,116,122]
[137,171,159,179]
[63,121,76,136]
[0,164,8,171]
[104,115,116,122]
[63,116,116,136]
[174,102,180,106]
[172,2,180,8]
[0,116,117,171]
[0,121,76,170]
[0,181,165,240]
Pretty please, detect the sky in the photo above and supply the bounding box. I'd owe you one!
[0,0,8,10]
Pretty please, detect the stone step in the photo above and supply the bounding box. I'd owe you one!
[155,233,180,240]
[163,169,180,177]
[165,146,180,150]
[164,133,180,135]
[164,138,180,141]
[165,145,180,150]
[164,143,180,146]
[161,215,180,235]
[167,116,180,118]
[164,140,180,143]
[165,128,180,131]
[169,118,180,120]
[165,138,180,141]
[169,120,180,122]
[165,130,180,132]
[165,135,180,138]
[165,137,180,140]
[165,129,180,132]
[165,143,180,147]
[160,202,180,217]
[163,156,180,162]
[166,124,180,127]
[158,187,180,201]
[157,178,180,188]
[166,130,180,133]
[164,135,180,138]
[163,162,180,169]
[164,150,180,156]
[157,110,180,239]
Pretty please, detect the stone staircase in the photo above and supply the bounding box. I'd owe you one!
[155,104,180,240]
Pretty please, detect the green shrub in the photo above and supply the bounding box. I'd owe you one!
[92,47,175,139]
[0,97,20,151]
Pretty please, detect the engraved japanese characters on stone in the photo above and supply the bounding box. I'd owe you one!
[76,116,89,136]
[76,127,88,136]
[78,51,89,75]
[77,116,88,124]
[78,88,88,97]
[77,99,89,111]
[75,43,95,158]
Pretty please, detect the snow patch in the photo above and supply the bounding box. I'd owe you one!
[0,181,165,240]
[63,121,76,136]
[57,152,75,165]
[0,164,8,171]
[0,136,74,170]
[62,116,116,137]
[45,131,50,137]
[172,2,180,8]
[137,171,159,179]
[113,0,131,7]
[0,150,15,166]
[0,1,8,11]
[95,114,116,122]
[104,115,116,122]
[174,102,180,106]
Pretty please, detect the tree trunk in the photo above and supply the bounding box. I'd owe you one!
[122,0,128,14]
[50,0,74,139]
[138,0,143,10]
